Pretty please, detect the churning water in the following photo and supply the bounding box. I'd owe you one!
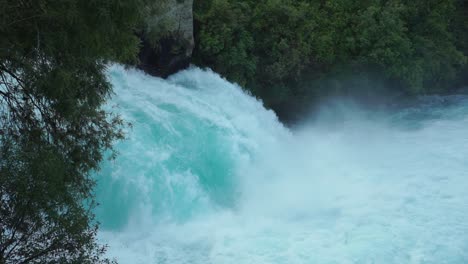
[95,65,468,264]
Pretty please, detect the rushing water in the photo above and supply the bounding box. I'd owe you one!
[95,65,468,264]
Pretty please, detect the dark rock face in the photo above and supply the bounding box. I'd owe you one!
[138,35,192,78]
[138,0,194,78]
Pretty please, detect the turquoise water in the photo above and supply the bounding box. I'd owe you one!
[96,65,468,263]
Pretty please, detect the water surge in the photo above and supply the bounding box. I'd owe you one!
[95,65,468,263]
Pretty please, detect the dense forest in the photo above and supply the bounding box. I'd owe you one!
[194,0,468,120]
[1,0,467,263]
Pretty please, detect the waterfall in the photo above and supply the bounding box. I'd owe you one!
[95,65,468,264]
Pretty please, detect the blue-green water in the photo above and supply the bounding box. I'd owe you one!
[96,65,468,263]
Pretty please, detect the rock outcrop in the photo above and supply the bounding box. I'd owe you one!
[138,0,194,78]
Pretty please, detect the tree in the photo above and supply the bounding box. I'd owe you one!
[0,0,144,263]
[193,0,257,87]
[194,0,467,122]
[453,0,468,87]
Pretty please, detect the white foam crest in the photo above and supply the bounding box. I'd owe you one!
[99,66,468,264]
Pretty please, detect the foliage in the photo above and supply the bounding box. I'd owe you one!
[0,0,144,263]
[194,0,256,87]
[453,0,468,87]
[194,0,468,120]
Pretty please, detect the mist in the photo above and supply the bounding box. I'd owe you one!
[96,66,468,263]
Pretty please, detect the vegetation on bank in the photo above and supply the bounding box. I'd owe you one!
[0,0,146,263]
[193,0,468,121]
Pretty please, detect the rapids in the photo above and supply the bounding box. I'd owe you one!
[95,65,468,264]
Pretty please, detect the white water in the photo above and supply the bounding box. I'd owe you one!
[96,65,468,263]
